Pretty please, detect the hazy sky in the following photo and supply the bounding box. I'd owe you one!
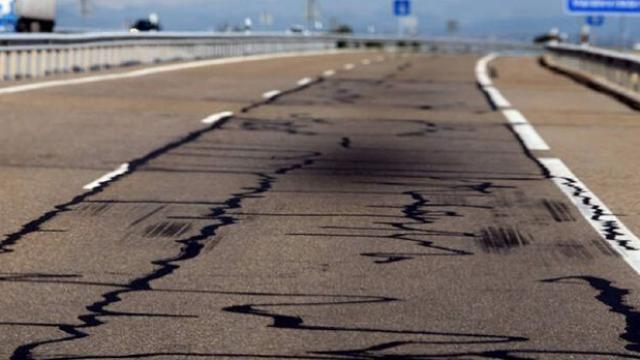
[56,0,639,42]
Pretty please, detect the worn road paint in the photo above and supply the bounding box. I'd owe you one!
[202,111,234,125]
[83,163,130,190]
[540,158,640,275]
[323,69,336,77]
[262,90,282,100]
[297,77,314,87]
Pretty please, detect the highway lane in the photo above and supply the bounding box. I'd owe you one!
[0,51,381,239]
[2,53,640,359]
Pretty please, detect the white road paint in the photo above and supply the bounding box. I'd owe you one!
[262,90,282,100]
[323,69,336,77]
[477,53,640,275]
[512,124,550,151]
[502,109,528,125]
[83,163,130,191]
[0,49,345,96]
[202,111,234,125]
[361,59,371,65]
[297,77,314,87]
[483,86,512,109]
[344,63,355,70]
[540,158,640,275]
[475,53,497,87]
[502,109,550,151]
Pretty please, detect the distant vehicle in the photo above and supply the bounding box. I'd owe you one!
[534,28,564,44]
[0,0,56,32]
[130,13,162,33]
[287,25,305,34]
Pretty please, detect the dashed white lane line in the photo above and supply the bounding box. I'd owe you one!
[502,109,549,151]
[344,63,355,70]
[477,53,640,275]
[202,111,234,125]
[83,163,130,191]
[0,49,343,96]
[262,90,282,100]
[502,109,528,124]
[540,158,640,275]
[297,77,314,87]
[512,124,550,151]
[484,86,512,109]
[323,69,336,77]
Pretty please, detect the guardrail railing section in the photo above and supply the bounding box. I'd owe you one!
[0,37,336,81]
[547,43,640,93]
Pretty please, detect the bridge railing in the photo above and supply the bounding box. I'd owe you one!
[0,32,535,82]
[545,42,640,94]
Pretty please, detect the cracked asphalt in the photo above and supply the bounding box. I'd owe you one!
[2,52,640,359]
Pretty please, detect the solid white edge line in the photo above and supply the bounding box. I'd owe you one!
[502,109,529,124]
[263,90,282,100]
[0,49,345,96]
[202,111,234,125]
[323,69,336,77]
[344,63,355,70]
[83,163,130,190]
[297,77,313,87]
[512,124,550,151]
[539,158,640,275]
[477,54,640,276]
[484,86,512,109]
[476,53,497,87]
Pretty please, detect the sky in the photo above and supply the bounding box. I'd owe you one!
[56,0,640,44]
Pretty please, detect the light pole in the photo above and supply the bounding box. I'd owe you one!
[306,0,318,31]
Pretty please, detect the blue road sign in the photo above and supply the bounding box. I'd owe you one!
[586,15,605,26]
[567,0,640,14]
[394,0,411,17]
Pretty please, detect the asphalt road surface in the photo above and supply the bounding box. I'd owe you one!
[2,52,640,359]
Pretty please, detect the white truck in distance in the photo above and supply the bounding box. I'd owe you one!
[0,0,56,32]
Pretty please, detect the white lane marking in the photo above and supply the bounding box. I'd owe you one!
[476,53,497,87]
[202,111,234,125]
[484,86,512,109]
[323,69,336,77]
[0,49,344,96]
[344,63,355,70]
[477,54,640,276]
[297,77,314,87]
[502,109,529,124]
[512,124,550,151]
[83,163,130,191]
[262,90,282,100]
[361,59,371,65]
[540,158,640,275]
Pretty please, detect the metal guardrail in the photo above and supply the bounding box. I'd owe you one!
[546,42,640,93]
[0,32,535,82]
